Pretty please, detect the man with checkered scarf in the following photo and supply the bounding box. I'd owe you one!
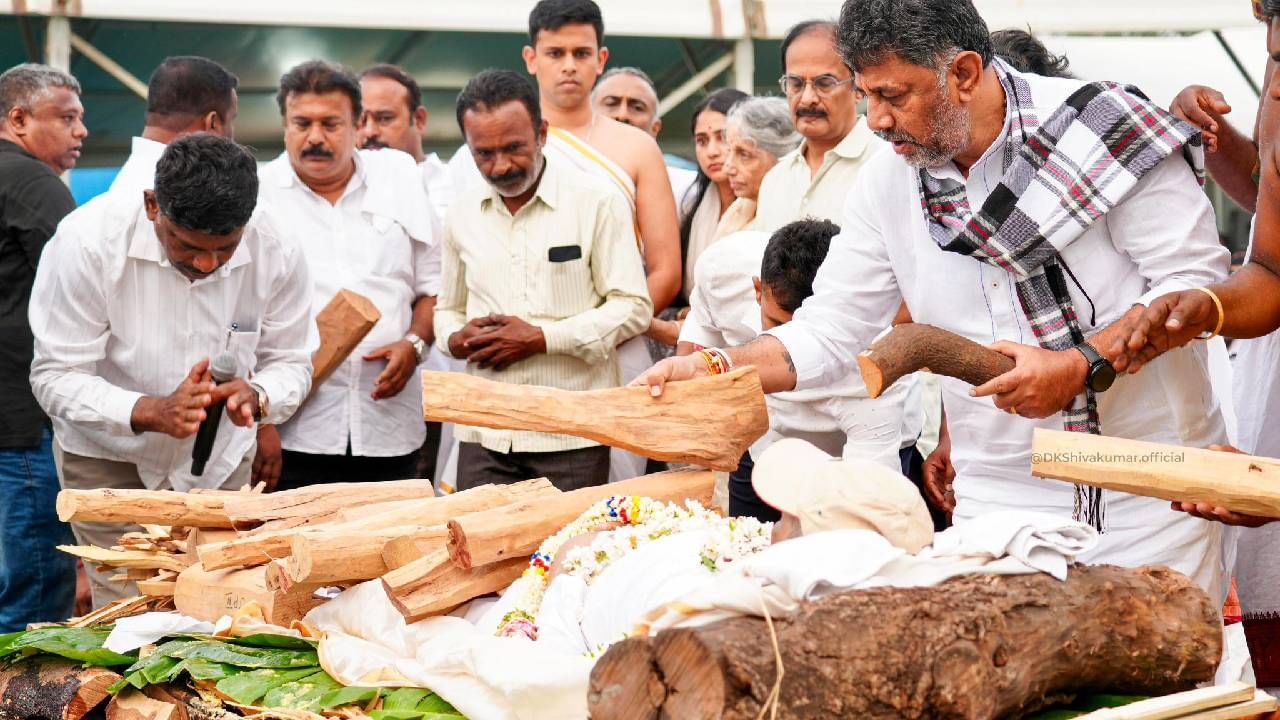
[634,0,1233,610]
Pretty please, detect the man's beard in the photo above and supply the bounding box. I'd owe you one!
[876,93,971,169]
[488,155,543,198]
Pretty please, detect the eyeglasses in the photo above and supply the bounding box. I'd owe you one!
[778,74,856,97]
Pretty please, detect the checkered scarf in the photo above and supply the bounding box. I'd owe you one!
[917,60,1205,529]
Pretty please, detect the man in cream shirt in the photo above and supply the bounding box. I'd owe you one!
[30,135,313,604]
[437,70,651,491]
[261,60,439,490]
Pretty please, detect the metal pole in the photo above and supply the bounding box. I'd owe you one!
[655,52,735,118]
[45,15,71,72]
[70,33,149,100]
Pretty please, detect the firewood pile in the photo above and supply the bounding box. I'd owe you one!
[56,470,715,626]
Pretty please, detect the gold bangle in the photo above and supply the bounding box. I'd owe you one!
[1193,286,1225,340]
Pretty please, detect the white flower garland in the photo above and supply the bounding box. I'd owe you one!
[495,495,771,642]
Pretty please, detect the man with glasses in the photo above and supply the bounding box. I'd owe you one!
[754,20,882,233]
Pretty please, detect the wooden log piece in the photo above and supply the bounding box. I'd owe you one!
[334,477,559,526]
[447,468,714,570]
[56,489,231,527]
[286,525,447,584]
[198,478,559,571]
[857,323,1015,398]
[0,658,121,720]
[57,546,190,574]
[311,289,380,388]
[588,565,1221,720]
[420,367,768,471]
[174,564,323,626]
[382,535,434,569]
[1031,429,1280,518]
[220,479,437,527]
[386,556,528,622]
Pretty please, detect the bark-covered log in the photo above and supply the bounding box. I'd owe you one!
[0,658,121,720]
[857,323,1014,398]
[588,565,1221,720]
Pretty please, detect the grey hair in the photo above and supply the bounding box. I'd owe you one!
[725,97,801,159]
[592,67,657,98]
[1262,0,1280,19]
[0,63,81,117]
[836,0,994,72]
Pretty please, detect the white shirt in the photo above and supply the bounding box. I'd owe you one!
[680,232,905,469]
[769,70,1230,530]
[421,152,455,228]
[107,136,167,198]
[260,150,440,457]
[29,185,314,491]
[754,117,883,235]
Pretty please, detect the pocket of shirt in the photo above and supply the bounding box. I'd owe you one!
[542,257,596,318]
[227,327,262,378]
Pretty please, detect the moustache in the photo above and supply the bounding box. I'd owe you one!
[795,107,828,119]
[361,139,388,150]
[487,169,527,186]
[875,129,920,145]
[302,146,334,159]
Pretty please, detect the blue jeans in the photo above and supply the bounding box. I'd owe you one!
[0,428,76,631]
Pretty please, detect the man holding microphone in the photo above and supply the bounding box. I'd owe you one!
[29,134,314,606]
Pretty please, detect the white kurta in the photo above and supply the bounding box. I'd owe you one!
[768,68,1232,601]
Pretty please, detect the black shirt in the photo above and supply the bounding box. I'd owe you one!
[0,139,76,448]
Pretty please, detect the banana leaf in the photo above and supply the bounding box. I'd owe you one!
[0,627,136,666]
[318,686,383,710]
[215,667,322,706]
[1028,694,1148,718]
[261,669,344,712]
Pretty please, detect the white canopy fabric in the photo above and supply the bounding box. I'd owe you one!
[0,0,1262,38]
[1044,28,1266,135]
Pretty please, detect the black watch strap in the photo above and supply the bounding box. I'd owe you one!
[1075,341,1116,393]
[1075,341,1104,367]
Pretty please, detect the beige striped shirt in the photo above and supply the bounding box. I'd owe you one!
[434,154,653,453]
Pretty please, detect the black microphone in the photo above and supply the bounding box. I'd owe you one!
[191,352,238,476]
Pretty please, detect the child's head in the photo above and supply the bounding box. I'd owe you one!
[754,218,840,330]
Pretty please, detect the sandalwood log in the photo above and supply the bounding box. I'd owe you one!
[448,468,714,570]
[0,658,121,720]
[1031,429,1280,518]
[199,478,558,571]
[385,556,527,622]
[286,525,447,584]
[311,288,380,388]
[220,479,436,527]
[56,489,232,527]
[857,323,1014,398]
[382,535,434,569]
[420,368,768,471]
[174,564,322,626]
[588,565,1221,720]
[57,546,190,574]
[334,477,559,526]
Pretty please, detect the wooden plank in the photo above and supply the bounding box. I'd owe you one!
[56,489,231,527]
[420,367,769,471]
[135,579,176,598]
[174,564,323,626]
[311,289,380,388]
[1031,429,1280,518]
[446,468,714,570]
[385,556,526,623]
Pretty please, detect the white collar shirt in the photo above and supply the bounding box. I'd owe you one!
[754,117,883,235]
[680,231,905,469]
[107,136,167,198]
[769,70,1231,528]
[260,149,440,457]
[421,152,454,228]
[29,188,314,491]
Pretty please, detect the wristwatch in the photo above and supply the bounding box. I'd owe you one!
[1074,341,1117,393]
[405,332,427,363]
[250,383,269,422]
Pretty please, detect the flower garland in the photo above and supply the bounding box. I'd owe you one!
[495,495,771,641]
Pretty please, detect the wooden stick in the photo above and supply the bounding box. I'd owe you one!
[56,489,231,527]
[447,469,714,570]
[1030,429,1280,518]
[220,479,437,526]
[57,545,190,574]
[286,525,447,584]
[857,323,1014,398]
[198,478,559,571]
[420,368,769,471]
[311,288,380,388]
[385,556,527,623]
[173,564,322,626]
